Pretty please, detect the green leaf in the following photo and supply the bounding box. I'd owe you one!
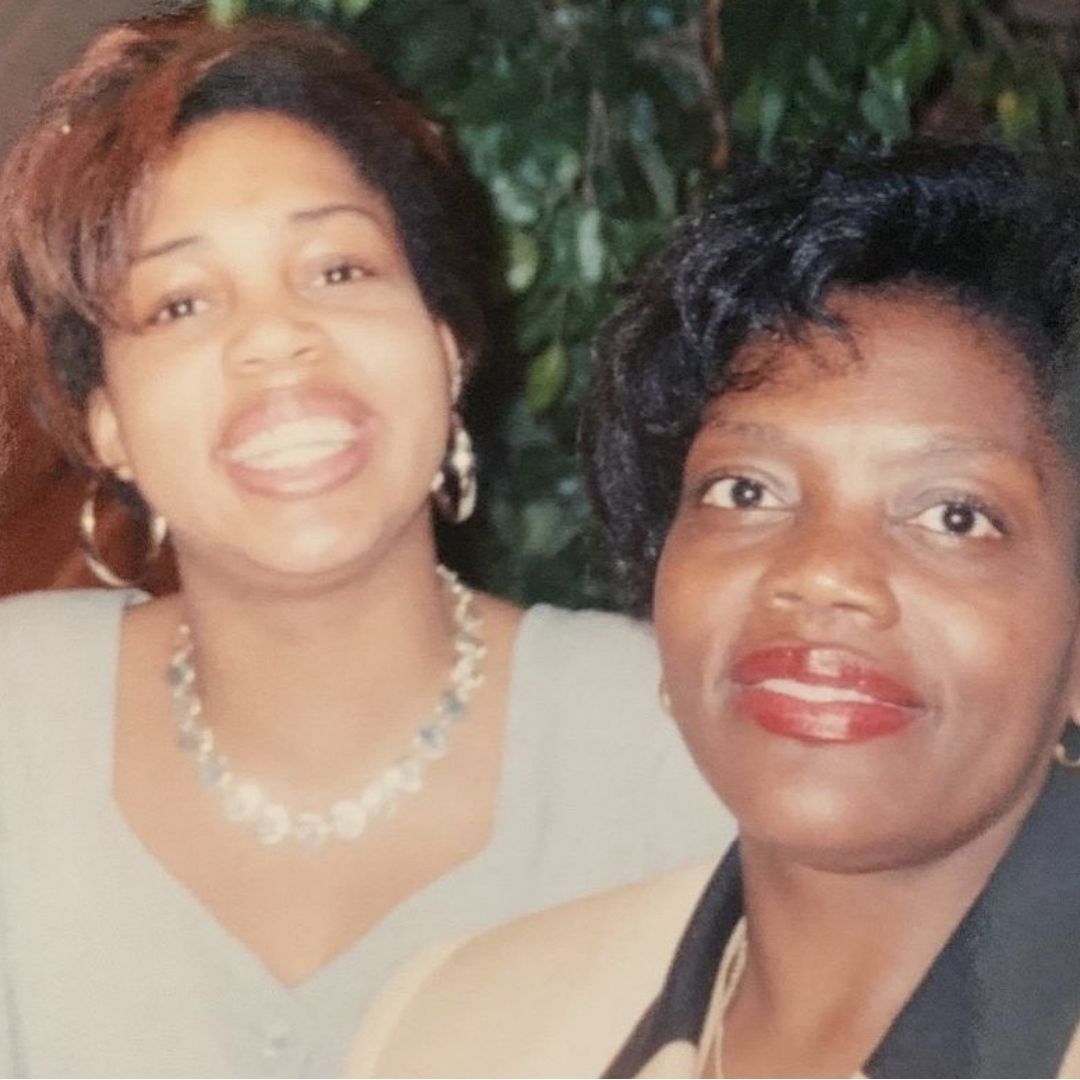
[806,56,844,103]
[505,228,540,294]
[628,92,677,217]
[880,16,942,95]
[490,173,540,225]
[526,343,569,415]
[858,68,910,141]
[521,499,577,558]
[731,72,765,137]
[207,0,247,24]
[575,206,605,285]
[339,0,377,16]
[904,17,943,92]
[759,80,787,154]
[996,89,1040,142]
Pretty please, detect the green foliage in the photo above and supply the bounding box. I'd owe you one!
[203,0,1078,607]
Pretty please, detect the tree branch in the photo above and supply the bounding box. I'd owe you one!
[702,0,730,169]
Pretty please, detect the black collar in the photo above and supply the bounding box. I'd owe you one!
[606,766,1080,1079]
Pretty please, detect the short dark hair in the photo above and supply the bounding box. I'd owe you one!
[581,141,1080,614]
[0,12,492,467]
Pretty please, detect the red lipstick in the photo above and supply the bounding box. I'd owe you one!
[729,645,923,744]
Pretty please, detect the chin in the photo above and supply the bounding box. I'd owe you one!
[236,527,379,586]
[731,777,928,873]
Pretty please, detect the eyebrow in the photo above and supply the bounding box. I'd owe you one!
[898,434,1031,461]
[702,418,1045,475]
[290,203,383,226]
[706,418,1023,453]
[132,203,384,264]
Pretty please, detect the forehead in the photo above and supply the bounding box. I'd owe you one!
[133,111,396,244]
[706,290,1050,457]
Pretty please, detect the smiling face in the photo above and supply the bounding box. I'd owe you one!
[654,289,1080,873]
[88,111,460,583]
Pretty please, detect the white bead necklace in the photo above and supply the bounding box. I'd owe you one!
[166,565,485,848]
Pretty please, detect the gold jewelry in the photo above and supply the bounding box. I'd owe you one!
[1055,718,1080,769]
[431,411,477,524]
[79,478,167,588]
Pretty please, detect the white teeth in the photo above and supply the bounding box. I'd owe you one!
[239,442,348,470]
[757,678,875,704]
[226,417,358,470]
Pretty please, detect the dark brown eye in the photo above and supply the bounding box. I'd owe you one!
[318,262,367,286]
[913,500,1001,539]
[942,503,975,533]
[150,295,204,326]
[701,475,779,510]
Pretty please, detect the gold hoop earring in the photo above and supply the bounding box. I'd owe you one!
[430,412,477,524]
[79,479,167,588]
[1055,718,1080,770]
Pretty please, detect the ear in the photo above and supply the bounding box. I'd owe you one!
[436,322,465,404]
[1055,620,1080,749]
[86,386,133,481]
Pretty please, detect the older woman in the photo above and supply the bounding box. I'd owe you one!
[0,12,729,1077]
[347,141,1080,1078]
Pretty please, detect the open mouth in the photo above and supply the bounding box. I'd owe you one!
[224,417,362,472]
[217,389,374,499]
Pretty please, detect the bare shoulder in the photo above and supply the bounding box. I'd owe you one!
[347,860,715,1078]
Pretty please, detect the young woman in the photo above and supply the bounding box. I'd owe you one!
[346,142,1080,1078]
[0,13,730,1076]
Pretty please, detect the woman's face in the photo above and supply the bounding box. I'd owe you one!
[89,111,460,582]
[654,290,1080,872]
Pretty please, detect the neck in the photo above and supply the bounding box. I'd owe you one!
[167,525,460,788]
[729,773,1048,1071]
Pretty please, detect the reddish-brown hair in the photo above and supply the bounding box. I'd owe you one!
[0,11,491,468]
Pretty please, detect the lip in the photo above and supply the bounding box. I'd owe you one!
[216,386,374,500]
[729,645,925,744]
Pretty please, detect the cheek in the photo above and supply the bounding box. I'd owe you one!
[919,575,1034,676]
[369,357,452,483]
[907,568,1077,754]
[332,314,453,419]
[105,354,217,458]
[654,526,754,709]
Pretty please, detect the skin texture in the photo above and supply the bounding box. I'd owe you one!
[90,111,459,584]
[655,289,1080,1076]
[83,111,521,986]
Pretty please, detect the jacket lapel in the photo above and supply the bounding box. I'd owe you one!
[604,847,743,1078]
[867,765,1080,1078]
[606,767,1080,1079]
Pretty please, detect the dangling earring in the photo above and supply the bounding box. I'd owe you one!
[431,411,477,524]
[79,477,168,588]
[1055,718,1080,770]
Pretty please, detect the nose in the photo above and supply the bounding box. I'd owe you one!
[223,300,325,376]
[758,510,899,629]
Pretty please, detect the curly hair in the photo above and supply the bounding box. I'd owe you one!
[0,11,493,468]
[581,141,1080,614]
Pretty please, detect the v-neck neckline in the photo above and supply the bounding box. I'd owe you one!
[99,590,542,997]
